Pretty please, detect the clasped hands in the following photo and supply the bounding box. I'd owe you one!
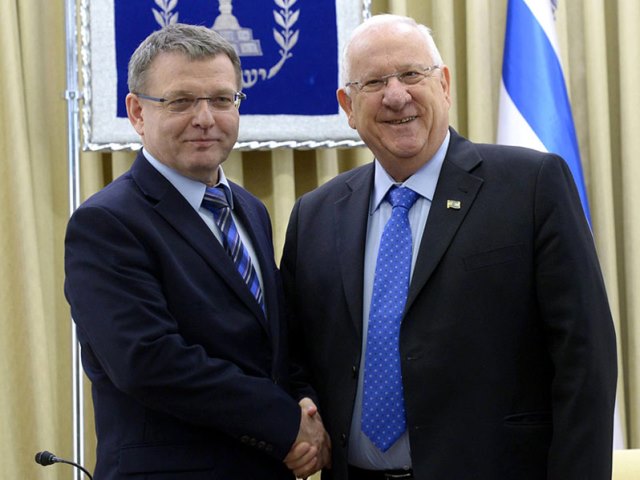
[284,397,332,479]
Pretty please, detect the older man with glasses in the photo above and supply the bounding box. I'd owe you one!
[281,13,616,480]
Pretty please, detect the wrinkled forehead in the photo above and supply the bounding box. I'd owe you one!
[144,52,239,94]
[146,51,242,91]
[346,23,433,78]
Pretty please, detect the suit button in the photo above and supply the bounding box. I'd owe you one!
[265,444,274,453]
[258,441,266,450]
[240,435,250,444]
[351,364,358,378]
[340,433,347,447]
[249,438,257,446]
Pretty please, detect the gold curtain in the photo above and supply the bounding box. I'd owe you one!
[1,0,639,477]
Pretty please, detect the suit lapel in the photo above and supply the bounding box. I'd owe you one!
[406,132,484,312]
[335,165,374,337]
[332,152,482,334]
[131,155,268,333]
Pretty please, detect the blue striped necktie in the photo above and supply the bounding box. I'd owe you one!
[362,185,419,452]
[202,186,264,312]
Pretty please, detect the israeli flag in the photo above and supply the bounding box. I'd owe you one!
[499,0,626,450]
[497,0,590,222]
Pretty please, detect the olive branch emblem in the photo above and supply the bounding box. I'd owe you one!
[241,0,300,87]
[269,0,300,77]
[153,0,179,27]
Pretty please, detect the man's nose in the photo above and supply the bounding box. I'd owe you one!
[381,77,412,108]
[192,99,216,127]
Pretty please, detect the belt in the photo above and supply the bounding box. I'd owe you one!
[348,465,413,479]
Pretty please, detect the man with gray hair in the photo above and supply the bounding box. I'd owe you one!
[65,24,329,479]
[282,14,616,479]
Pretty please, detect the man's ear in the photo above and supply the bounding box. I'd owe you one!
[125,93,145,136]
[439,65,452,107]
[337,88,356,130]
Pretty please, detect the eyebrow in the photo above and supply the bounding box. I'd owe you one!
[361,64,426,77]
[161,89,236,97]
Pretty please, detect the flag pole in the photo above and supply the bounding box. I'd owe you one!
[64,0,85,477]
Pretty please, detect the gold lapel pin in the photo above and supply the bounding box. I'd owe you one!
[447,200,462,210]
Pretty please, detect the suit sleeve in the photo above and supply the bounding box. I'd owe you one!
[280,199,321,405]
[534,155,617,479]
[64,204,300,461]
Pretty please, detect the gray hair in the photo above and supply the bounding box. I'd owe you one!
[127,23,242,93]
[342,14,444,86]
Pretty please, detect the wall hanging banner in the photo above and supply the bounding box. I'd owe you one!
[82,0,365,150]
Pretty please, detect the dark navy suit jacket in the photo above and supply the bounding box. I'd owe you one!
[65,153,300,479]
[282,129,617,480]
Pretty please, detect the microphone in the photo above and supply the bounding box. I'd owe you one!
[35,451,94,479]
[35,450,57,466]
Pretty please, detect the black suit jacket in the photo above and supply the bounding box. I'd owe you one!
[281,129,617,479]
[65,153,300,480]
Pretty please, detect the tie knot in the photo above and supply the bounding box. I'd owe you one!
[386,186,419,210]
[203,186,230,211]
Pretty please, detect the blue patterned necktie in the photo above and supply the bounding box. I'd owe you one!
[202,186,265,312]
[362,185,419,452]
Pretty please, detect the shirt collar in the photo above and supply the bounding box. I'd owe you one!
[142,148,234,210]
[370,130,450,214]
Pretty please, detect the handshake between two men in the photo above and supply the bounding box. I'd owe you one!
[285,398,332,479]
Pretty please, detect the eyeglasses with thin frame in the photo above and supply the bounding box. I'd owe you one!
[345,65,441,93]
[134,91,247,113]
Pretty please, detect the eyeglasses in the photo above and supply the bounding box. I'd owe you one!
[134,91,247,113]
[345,65,441,93]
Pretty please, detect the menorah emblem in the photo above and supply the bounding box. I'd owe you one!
[212,0,263,56]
